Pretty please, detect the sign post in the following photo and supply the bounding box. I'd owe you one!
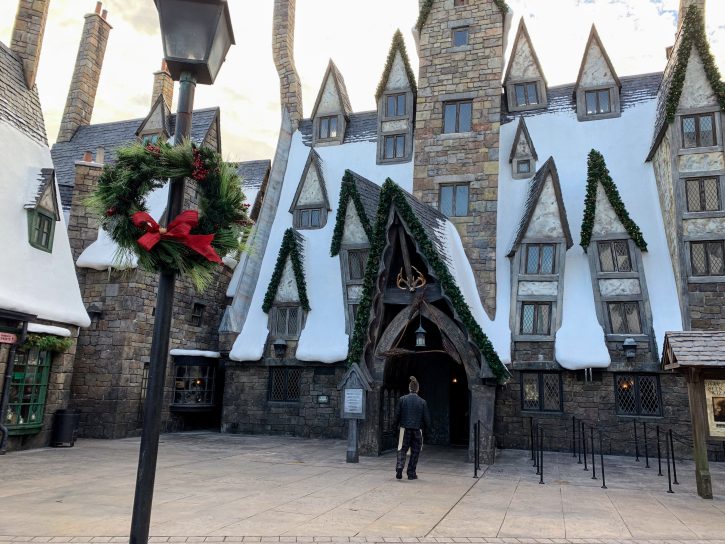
[338,363,371,463]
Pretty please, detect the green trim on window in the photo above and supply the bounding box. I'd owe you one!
[27,207,56,253]
[6,349,52,435]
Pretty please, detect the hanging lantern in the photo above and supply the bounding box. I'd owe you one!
[415,318,427,348]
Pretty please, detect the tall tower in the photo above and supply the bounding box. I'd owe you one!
[413,0,507,318]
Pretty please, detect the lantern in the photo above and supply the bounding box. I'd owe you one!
[273,338,288,359]
[623,337,638,360]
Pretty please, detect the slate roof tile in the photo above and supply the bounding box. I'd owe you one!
[0,43,47,146]
[663,331,725,368]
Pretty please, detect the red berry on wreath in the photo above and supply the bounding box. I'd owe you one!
[105,207,117,217]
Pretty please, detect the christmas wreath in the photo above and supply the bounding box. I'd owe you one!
[87,140,251,290]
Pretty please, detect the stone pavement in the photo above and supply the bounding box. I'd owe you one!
[2,432,725,541]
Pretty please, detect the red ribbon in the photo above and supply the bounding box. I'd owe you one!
[131,210,222,264]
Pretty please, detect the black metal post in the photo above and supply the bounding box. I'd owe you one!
[669,429,679,485]
[582,422,588,471]
[665,435,674,494]
[473,420,479,479]
[643,422,650,468]
[530,416,535,461]
[634,419,640,462]
[0,322,28,453]
[129,72,197,544]
[478,420,483,468]
[572,416,576,457]
[535,425,540,473]
[656,425,662,476]
[591,426,597,479]
[578,420,582,464]
[539,425,544,485]
[599,431,607,489]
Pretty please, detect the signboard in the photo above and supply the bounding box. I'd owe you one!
[705,380,725,439]
[0,332,17,344]
[344,388,364,415]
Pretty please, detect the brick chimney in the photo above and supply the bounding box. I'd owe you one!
[151,60,174,110]
[272,0,303,130]
[10,0,50,89]
[679,0,705,30]
[57,2,111,143]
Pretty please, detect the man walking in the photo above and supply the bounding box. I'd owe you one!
[395,376,431,480]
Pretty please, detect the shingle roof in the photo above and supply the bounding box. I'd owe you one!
[0,43,47,146]
[662,331,725,369]
[236,159,271,191]
[51,108,219,211]
[24,168,56,212]
[349,170,380,225]
[299,111,378,146]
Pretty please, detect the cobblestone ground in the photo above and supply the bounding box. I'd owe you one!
[2,432,725,541]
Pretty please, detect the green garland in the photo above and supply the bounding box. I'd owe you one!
[22,334,73,353]
[262,228,310,313]
[664,5,725,126]
[346,179,508,381]
[416,0,508,31]
[330,171,374,257]
[580,150,647,252]
[86,140,250,291]
[375,30,418,102]
[493,0,510,15]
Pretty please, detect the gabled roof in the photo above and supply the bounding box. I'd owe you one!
[0,43,47,146]
[310,59,353,119]
[289,149,331,212]
[503,18,548,87]
[330,170,376,256]
[262,228,310,313]
[135,93,172,137]
[662,331,725,369]
[507,157,572,257]
[237,159,271,222]
[24,168,60,220]
[375,30,417,101]
[300,111,377,146]
[575,25,621,92]
[647,5,725,161]
[416,0,508,32]
[508,117,538,163]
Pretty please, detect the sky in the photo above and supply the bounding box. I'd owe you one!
[1,0,723,163]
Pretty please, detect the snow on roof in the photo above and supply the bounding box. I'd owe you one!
[0,121,90,327]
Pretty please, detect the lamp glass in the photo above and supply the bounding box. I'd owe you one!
[415,325,426,348]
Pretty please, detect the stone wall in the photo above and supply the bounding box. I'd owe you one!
[10,0,50,89]
[413,0,504,318]
[272,0,303,130]
[688,281,725,330]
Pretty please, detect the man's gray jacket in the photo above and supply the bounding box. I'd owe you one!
[394,393,431,430]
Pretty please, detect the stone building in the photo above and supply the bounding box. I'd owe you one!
[0,0,90,452]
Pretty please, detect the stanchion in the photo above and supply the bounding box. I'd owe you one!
[668,429,679,485]
[599,431,607,489]
[577,420,582,464]
[656,425,662,476]
[473,421,479,479]
[535,425,540,474]
[530,416,535,461]
[590,426,596,480]
[539,425,544,485]
[634,419,640,462]
[665,435,674,494]
[643,421,650,468]
[582,422,588,471]
[572,416,576,458]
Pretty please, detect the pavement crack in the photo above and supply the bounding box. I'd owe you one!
[424,471,482,537]
[495,477,520,537]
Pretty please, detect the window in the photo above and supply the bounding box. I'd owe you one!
[454,0,466,5]
[173,364,215,406]
[514,82,539,107]
[521,372,562,412]
[443,100,472,133]
[386,93,406,117]
[270,305,301,339]
[615,374,661,416]
[682,113,716,148]
[585,89,611,115]
[383,134,406,160]
[691,241,725,276]
[597,240,632,272]
[296,208,324,229]
[141,134,160,146]
[269,367,302,402]
[348,249,368,281]
[516,159,531,175]
[319,116,338,140]
[607,302,642,334]
[191,303,205,327]
[520,302,551,335]
[439,183,469,217]
[28,209,55,252]
[686,178,720,212]
[523,244,556,275]
[6,349,51,433]
[452,26,469,47]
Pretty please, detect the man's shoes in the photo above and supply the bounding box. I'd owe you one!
[395,469,402,480]
[407,473,418,480]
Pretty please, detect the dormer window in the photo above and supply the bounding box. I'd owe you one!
[386,93,406,117]
[311,60,352,146]
[516,159,531,175]
[142,134,161,146]
[510,117,538,179]
[296,207,325,229]
[318,116,338,140]
[384,135,406,160]
[514,82,539,108]
[290,149,330,230]
[575,26,621,121]
[682,113,716,148]
[503,20,548,113]
[452,27,469,47]
[585,89,611,116]
[29,209,55,252]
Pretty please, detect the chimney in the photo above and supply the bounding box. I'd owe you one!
[678,0,705,31]
[57,2,112,143]
[272,0,303,130]
[10,0,51,89]
[151,60,174,110]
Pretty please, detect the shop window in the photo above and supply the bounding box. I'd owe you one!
[270,305,302,340]
[28,209,55,253]
[191,303,205,327]
[173,363,215,406]
[269,367,302,402]
[615,374,661,416]
[597,240,632,272]
[514,82,539,108]
[319,115,338,140]
[686,177,721,212]
[385,93,406,117]
[681,113,716,148]
[452,26,469,47]
[6,349,51,434]
[521,372,562,412]
[439,183,469,217]
[690,241,725,276]
[520,302,551,336]
[523,243,556,275]
[443,100,472,133]
[585,89,611,116]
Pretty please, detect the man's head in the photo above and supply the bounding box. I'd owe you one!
[409,376,419,393]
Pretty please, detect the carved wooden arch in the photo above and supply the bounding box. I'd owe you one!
[375,303,481,386]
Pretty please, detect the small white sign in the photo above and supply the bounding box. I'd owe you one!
[344,388,364,414]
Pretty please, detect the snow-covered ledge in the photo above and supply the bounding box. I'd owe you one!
[27,323,72,338]
[169,349,221,358]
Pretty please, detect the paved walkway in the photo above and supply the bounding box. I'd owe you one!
[2,432,725,541]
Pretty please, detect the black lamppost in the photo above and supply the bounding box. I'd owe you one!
[129,2,234,542]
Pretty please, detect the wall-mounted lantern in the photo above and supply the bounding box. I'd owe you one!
[272,338,287,359]
[623,337,637,360]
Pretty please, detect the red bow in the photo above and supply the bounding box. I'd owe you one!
[131,210,222,264]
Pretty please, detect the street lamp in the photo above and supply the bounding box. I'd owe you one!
[130,2,234,543]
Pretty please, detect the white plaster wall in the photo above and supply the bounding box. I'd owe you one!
[592,183,626,236]
[143,104,164,132]
[579,41,615,88]
[274,258,300,303]
[518,281,558,296]
[385,52,410,91]
[316,74,342,115]
[598,278,641,296]
[297,166,325,205]
[341,205,368,244]
[347,285,363,299]
[683,217,725,237]
[679,49,719,109]
[524,176,564,238]
[382,119,408,132]
[508,35,541,81]
[514,133,531,158]
[678,151,725,173]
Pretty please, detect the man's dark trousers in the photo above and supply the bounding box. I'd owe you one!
[396,428,423,476]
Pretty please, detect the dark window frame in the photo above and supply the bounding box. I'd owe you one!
[685,177,721,213]
[607,301,643,335]
[385,93,407,118]
[514,82,540,107]
[443,100,473,133]
[690,240,725,277]
[172,362,216,407]
[520,301,552,336]
[294,206,326,230]
[681,113,717,149]
[439,183,469,217]
[584,89,612,115]
[522,243,557,275]
[614,373,662,417]
[452,26,469,47]
[520,371,563,413]
[268,366,302,402]
[516,159,532,174]
[191,303,205,327]
[347,249,369,281]
[383,134,406,160]
[597,240,634,273]
[270,304,303,340]
[318,115,338,140]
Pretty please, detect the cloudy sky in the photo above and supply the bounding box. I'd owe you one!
[1,1,723,162]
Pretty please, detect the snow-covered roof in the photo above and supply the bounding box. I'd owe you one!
[0,43,47,146]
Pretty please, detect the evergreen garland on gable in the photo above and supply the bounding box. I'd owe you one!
[346,178,508,381]
[580,150,648,252]
[416,0,509,32]
[375,30,418,102]
[262,228,310,313]
[330,171,374,257]
[665,5,725,125]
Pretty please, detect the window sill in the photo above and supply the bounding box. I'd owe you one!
[616,414,663,420]
[378,156,412,165]
[267,400,301,406]
[678,145,722,156]
[508,103,546,113]
[682,211,725,219]
[687,275,725,283]
[448,45,472,53]
[437,131,477,141]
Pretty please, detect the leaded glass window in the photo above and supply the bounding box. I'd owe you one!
[523,244,556,275]
[597,240,632,272]
[686,178,720,212]
[682,113,716,148]
[347,249,368,281]
[615,374,661,416]
[520,302,551,335]
[319,116,338,140]
[521,372,562,412]
[6,349,51,433]
[270,306,301,340]
[691,241,725,276]
[608,302,642,334]
[269,367,302,402]
[173,364,215,406]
